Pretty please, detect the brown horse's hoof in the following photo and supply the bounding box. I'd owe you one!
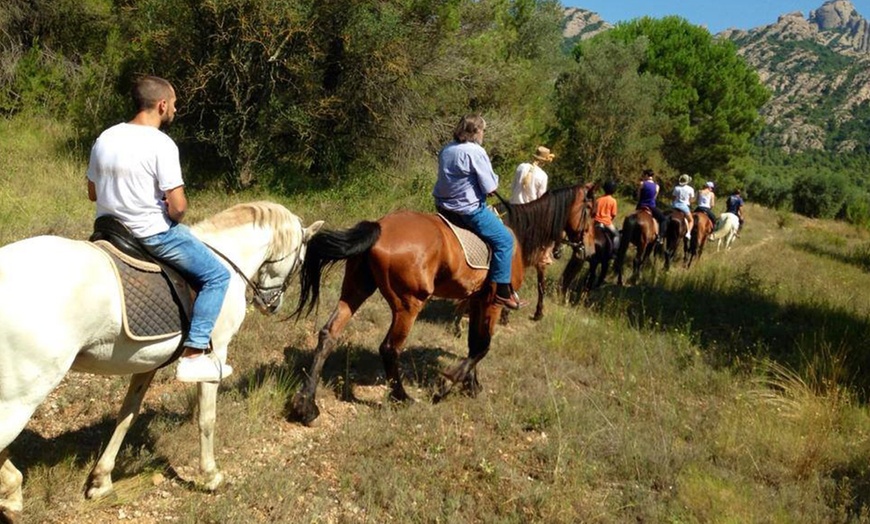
[432,375,456,404]
[288,393,320,426]
[531,312,543,321]
[460,377,483,398]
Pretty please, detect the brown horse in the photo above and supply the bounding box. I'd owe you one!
[662,209,690,270]
[686,211,714,268]
[290,184,596,425]
[614,209,658,286]
[560,225,617,295]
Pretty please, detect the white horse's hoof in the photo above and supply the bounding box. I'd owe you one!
[85,478,113,500]
[202,471,224,491]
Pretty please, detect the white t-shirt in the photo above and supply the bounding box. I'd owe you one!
[87,123,184,238]
[510,163,548,204]
[672,185,695,207]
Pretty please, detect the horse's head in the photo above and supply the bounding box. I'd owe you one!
[564,182,597,260]
[253,212,324,314]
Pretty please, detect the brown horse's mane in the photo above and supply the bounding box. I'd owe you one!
[503,184,587,266]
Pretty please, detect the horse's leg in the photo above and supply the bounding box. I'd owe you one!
[86,371,156,499]
[559,249,584,298]
[532,263,546,321]
[290,258,376,426]
[437,300,496,400]
[583,257,597,291]
[598,256,611,288]
[632,244,645,284]
[0,449,22,523]
[379,301,425,403]
[196,381,223,490]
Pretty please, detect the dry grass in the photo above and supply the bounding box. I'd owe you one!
[4,117,870,522]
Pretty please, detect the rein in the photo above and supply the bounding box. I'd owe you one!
[203,226,305,310]
[559,188,593,258]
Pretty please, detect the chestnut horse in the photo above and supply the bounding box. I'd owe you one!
[686,211,714,268]
[290,184,596,425]
[614,209,658,286]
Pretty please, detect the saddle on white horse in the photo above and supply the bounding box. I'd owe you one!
[89,216,193,343]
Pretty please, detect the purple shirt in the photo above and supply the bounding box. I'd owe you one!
[638,179,659,208]
[433,141,499,214]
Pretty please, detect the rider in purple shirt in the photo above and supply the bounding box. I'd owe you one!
[636,168,666,242]
[433,114,521,310]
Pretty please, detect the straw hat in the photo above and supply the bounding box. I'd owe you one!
[678,174,692,186]
[533,146,555,163]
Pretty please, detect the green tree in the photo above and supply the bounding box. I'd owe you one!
[607,17,770,179]
[791,168,848,219]
[552,36,670,187]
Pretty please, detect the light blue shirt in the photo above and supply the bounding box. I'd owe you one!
[433,141,499,214]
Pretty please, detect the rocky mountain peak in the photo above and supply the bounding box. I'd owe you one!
[809,0,862,30]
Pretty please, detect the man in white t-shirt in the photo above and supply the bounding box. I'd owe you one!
[87,75,232,383]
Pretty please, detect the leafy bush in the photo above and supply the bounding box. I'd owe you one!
[840,191,870,227]
[745,171,792,209]
[791,169,848,219]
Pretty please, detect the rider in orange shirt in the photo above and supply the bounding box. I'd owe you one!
[594,180,620,251]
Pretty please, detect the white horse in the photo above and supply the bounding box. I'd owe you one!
[709,212,740,252]
[0,201,323,522]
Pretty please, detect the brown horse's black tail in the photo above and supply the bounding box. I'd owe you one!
[293,221,381,318]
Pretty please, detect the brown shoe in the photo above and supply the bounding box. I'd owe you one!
[494,293,521,310]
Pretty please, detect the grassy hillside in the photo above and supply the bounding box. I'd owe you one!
[5,117,870,522]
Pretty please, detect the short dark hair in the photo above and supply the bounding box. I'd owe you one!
[131,75,173,112]
[642,168,654,178]
[603,180,617,195]
[453,114,486,143]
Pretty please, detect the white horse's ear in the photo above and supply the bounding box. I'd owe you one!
[303,220,325,242]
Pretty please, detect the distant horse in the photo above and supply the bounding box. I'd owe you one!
[290,184,596,426]
[710,212,740,251]
[560,224,618,294]
[614,209,658,286]
[663,209,690,270]
[0,202,323,522]
[686,211,714,268]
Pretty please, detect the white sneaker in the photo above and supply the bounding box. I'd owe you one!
[176,353,233,383]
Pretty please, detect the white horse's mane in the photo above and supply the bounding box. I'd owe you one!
[193,201,299,259]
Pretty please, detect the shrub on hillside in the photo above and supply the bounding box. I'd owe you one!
[839,191,870,227]
[745,171,792,209]
[791,169,847,219]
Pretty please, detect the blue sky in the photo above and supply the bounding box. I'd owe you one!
[563,1,870,34]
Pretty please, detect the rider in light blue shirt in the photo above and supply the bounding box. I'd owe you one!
[433,115,521,310]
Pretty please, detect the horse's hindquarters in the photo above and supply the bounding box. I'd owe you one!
[375,212,489,300]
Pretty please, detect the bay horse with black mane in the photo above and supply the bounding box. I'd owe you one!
[290,183,596,425]
[560,224,617,295]
[614,209,658,286]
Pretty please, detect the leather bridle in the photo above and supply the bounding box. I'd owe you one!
[203,224,305,310]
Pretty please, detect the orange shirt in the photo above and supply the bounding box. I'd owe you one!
[594,195,618,226]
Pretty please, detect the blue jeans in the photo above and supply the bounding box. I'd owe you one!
[673,202,691,214]
[456,205,514,284]
[140,223,231,350]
